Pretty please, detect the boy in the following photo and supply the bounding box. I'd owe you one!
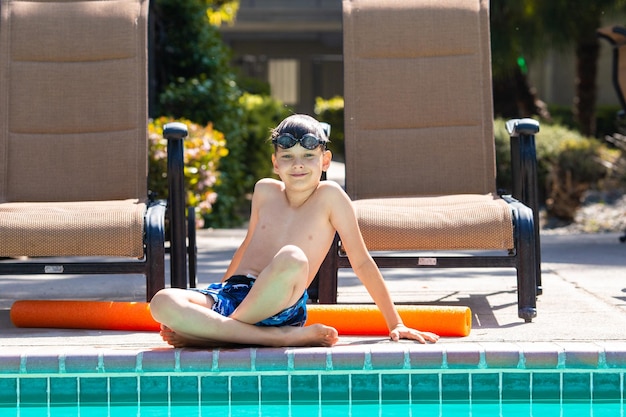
[150,114,439,347]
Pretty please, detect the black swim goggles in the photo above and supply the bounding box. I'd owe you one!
[272,133,327,150]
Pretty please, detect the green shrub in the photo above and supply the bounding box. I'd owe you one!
[314,96,345,161]
[495,119,575,198]
[148,117,228,227]
[152,0,246,229]
[495,118,621,221]
[546,104,623,139]
[238,93,292,182]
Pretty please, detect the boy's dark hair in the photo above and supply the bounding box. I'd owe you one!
[270,114,330,150]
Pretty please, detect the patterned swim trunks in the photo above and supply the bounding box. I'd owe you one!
[192,274,308,327]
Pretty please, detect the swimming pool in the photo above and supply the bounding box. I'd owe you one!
[1,342,624,416]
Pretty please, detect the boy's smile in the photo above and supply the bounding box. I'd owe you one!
[272,145,331,183]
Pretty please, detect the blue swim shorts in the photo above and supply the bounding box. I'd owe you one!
[192,275,308,327]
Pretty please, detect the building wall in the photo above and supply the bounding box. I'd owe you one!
[221,0,621,117]
[220,0,343,115]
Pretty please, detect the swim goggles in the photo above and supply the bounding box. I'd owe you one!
[272,133,327,150]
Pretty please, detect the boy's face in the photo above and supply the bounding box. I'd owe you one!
[272,144,332,189]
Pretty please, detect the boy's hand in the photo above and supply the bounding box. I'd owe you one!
[390,324,439,344]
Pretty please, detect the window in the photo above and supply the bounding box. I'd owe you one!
[268,59,299,105]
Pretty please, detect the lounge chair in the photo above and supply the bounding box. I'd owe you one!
[0,0,194,301]
[309,0,541,322]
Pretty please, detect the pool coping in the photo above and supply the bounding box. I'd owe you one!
[1,341,625,376]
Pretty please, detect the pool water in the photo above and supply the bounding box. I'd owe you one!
[3,400,624,417]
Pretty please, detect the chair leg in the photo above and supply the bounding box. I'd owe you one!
[145,201,166,301]
[510,201,538,322]
[316,233,340,304]
[187,206,197,288]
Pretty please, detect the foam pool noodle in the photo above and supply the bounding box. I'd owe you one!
[10,300,471,337]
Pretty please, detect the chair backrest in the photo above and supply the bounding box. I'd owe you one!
[343,0,496,200]
[0,0,149,203]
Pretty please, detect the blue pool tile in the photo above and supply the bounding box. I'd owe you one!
[562,372,591,401]
[471,372,500,401]
[441,373,470,401]
[351,373,379,403]
[50,377,78,405]
[260,375,289,403]
[170,375,199,404]
[411,373,439,403]
[381,373,410,403]
[531,372,560,401]
[230,375,259,404]
[19,377,47,405]
[109,376,138,404]
[139,375,169,404]
[200,375,229,405]
[79,377,108,404]
[592,372,622,401]
[321,374,349,403]
[290,374,320,404]
[502,372,530,401]
[0,378,17,405]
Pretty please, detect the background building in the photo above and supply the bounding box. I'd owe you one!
[221,0,621,117]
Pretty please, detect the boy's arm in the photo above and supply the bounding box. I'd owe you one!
[328,186,438,343]
[221,180,264,281]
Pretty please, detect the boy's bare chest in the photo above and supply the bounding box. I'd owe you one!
[256,198,329,244]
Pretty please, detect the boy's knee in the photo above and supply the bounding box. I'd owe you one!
[277,244,308,265]
[274,245,309,275]
[149,288,179,323]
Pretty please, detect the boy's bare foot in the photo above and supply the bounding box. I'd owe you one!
[160,325,220,348]
[281,323,339,347]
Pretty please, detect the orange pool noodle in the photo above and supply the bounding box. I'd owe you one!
[10,300,471,337]
[10,300,160,332]
[306,304,471,337]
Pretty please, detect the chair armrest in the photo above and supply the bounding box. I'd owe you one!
[505,118,540,137]
[162,121,188,207]
[505,118,540,209]
[163,122,188,288]
[163,122,189,141]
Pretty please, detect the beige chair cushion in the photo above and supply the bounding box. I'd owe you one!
[354,194,514,251]
[0,200,146,258]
